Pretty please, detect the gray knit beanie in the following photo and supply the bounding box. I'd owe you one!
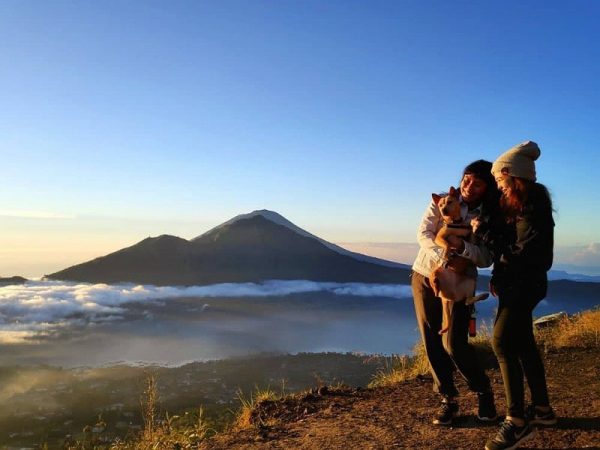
[491,140,540,181]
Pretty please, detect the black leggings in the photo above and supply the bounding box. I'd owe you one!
[412,271,491,397]
[492,292,550,419]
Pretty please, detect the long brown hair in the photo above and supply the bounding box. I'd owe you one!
[500,176,552,223]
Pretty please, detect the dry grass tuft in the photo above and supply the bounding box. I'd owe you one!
[66,375,216,450]
[235,385,281,429]
[537,308,600,351]
[369,342,430,387]
[468,320,498,369]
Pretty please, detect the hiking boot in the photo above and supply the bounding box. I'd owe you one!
[526,404,557,426]
[477,391,498,422]
[432,399,458,426]
[485,419,535,450]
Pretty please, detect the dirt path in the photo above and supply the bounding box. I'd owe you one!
[201,348,600,449]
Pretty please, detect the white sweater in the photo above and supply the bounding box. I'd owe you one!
[411,198,493,278]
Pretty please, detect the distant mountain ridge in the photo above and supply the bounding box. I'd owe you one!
[0,276,28,286]
[44,209,600,310]
[193,209,404,269]
[48,210,412,286]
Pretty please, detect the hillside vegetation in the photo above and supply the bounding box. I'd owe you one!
[58,308,600,449]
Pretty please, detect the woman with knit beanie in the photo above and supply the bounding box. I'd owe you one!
[485,141,557,450]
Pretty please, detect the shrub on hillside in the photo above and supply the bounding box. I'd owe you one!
[537,308,600,351]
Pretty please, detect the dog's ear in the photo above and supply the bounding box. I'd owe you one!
[448,186,457,197]
[432,193,442,205]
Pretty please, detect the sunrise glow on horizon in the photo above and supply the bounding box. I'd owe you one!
[2,1,599,277]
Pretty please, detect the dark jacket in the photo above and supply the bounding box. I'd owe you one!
[487,184,554,300]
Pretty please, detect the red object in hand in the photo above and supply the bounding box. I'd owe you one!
[469,317,477,337]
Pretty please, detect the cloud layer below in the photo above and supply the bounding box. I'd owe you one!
[0,280,411,343]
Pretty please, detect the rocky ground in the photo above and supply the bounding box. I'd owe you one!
[200,347,600,449]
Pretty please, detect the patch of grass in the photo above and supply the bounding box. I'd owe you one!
[66,375,216,450]
[234,385,282,429]
[469,320,498,369]
[106,406,214,450]
[369,342,430,388]
[537,308,600,351]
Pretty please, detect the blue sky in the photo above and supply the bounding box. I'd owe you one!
[1,1,599,276]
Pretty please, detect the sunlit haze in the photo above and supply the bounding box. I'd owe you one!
[1,1,599,277]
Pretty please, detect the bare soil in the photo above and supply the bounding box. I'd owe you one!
[200,347,600,449]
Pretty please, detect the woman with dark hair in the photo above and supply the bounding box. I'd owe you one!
[411,160,499,426]
[485,141,556,450]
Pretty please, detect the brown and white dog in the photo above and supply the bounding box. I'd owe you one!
[430,186,488,335]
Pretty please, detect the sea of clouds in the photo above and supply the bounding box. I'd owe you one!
[0,280,412,343]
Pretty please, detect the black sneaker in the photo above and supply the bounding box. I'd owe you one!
[433,399,458,426]
[526,404,557,426]
[485,419,535,450]
[477,391,498,422]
